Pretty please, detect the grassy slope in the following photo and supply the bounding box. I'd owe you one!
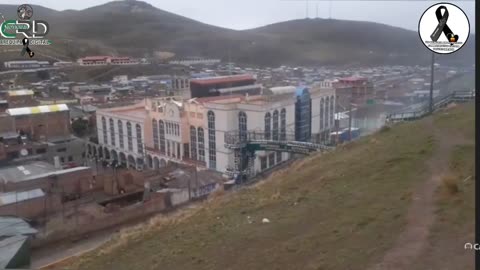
[64,104,474,270]
[412,104,475,270]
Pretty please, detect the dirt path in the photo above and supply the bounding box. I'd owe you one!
[370,118,462,270]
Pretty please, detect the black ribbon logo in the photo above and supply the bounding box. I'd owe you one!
[430,6,458,43]
[20,38,34,58]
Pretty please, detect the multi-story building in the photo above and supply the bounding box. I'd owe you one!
[333,76,375,105]
[0,104,85,166]
[4,60,50,69]
[95,103,147,169]
[92,85,335,177]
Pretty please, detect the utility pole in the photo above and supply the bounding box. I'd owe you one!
[429,52,435,114]
[306,0,309,18]
[187,167,191,200]
[348,94,353,141]
[194,163,199,195]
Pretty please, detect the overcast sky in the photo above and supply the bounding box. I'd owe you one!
[2,0,476,32]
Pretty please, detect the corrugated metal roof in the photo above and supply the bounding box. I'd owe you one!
[6,104,69,116]
[0,217,37,236]
[270,86,296,95]
[7,90,34,96]
[0,189,45,206]
[190,74,255,85]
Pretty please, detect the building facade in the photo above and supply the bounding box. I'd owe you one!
[92,85,336,177]
[95,103,146,169]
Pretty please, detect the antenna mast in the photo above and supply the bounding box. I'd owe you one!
[305,0,309,18]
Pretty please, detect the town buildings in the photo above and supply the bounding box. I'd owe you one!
[77,56,139,66]
[169,58,221,66]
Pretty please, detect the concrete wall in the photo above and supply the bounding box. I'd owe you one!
[33,193,167,247]
[2,167,94,194]
[13,112,71,141]
[0,194,62,220]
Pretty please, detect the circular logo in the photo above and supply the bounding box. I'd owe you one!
[418,2,470,54]
[17,4,33,20]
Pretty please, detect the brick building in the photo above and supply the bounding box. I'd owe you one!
[333,77,375,105]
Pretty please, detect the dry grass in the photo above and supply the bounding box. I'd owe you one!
[64,104,474,270]
[441,175,459,196]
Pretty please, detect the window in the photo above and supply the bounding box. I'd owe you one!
[68,156,73,162]
[239,111,247,142]
[190,126,197,160]
[184,143,190,159]
[57,148,67,152]
[272,110,279,141]
[177,143,181,159]
[109,118,115,146]
[60,157,65,163]
[118,120,124,149]
[127,122,133,151]
[264,112,271,140]
[136,124,143,154]
[159,120,166,154]
[268,153,275,167]
[280,109,286,141]
[36,148,46,154]
[152,119,159,150]
[260,156,267,170]
[207,111,216,169]
[167,141,171,156]
[325,96,330,129]
[198,127,205,162]
[190,112,195,118]
[320,98,325,130]
[276,151,282,163]
[295,88,312,142]
[101,117,107,144]
[330,95,335,128]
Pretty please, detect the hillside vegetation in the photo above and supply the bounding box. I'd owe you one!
[60,103,474,270]
[0,1,474,66]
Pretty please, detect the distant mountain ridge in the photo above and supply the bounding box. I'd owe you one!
[0,1,474,66]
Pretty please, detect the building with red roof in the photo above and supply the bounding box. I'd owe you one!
[189,74,257,98]
[77,56,138,66]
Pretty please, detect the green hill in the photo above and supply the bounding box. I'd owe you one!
[61,103,475,270]
[0,1,473,66]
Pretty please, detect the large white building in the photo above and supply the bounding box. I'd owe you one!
[95,103,146,169]
[91,85,336,178]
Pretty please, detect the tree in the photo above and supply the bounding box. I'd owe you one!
[71,119,89,137]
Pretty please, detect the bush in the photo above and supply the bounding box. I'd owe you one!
[442,175,459,195]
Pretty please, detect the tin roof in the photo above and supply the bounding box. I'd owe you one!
[0,189,45,206]
[7,90,34,96]
[190,74,255,86]
[6,104,69,116]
